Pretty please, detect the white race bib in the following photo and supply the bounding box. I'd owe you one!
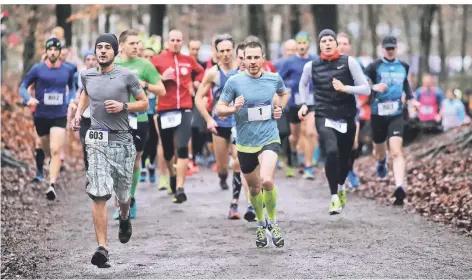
[325,118,347,134]
[82,106,91,118]
[248,101,271,121]
[160,111,182,129]
[85,128,109,144]
[378,101,399,116]
[231,126,237,142]
[128,114,138,130]
[420,106,434,115]
[44,93,63,105]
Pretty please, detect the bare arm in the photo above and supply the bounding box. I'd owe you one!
[215,99,237,117]
[75,89,90,118]
[195,68,216,122]
[127,91,149,113]
[274,90,289,108]
[140,79,166,97]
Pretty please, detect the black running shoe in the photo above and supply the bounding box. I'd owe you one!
[46,184,56,201]
[118,216,132,244]
[172,188,187,204]
[220,180,229,190]
[91,246,110,268]
[393,187,406,206]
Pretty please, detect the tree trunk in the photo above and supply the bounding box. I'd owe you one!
[418,5,438,86]
[355,5,364,57]
[55,4,72,46]
[460,5,468,73]
[149,4,166,37]
[367,5,378,58]
[248,5,270,59]
[311,5,338,53]
[104,6,112,33]
[437,6,447,86]
[22,5,39,80]
[401,6,414,64]
[290,5,301,38]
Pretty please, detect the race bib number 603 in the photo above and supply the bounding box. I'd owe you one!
[85,129,109,144]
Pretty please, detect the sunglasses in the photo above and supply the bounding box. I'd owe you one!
[386,47,396,51]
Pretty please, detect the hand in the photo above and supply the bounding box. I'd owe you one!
[298,104,308,121]
[68,102,78,113]
[234,95,245,112]
[332,78,347,93]
[104,100,124,113]
[273,105,283,119]
[162,67,176,81]
[411,99,421,110]
[206,118,218,134]
[193,81,200,90]
[373,83,388,93]
[26,97,39,107]
[70,115,81,131]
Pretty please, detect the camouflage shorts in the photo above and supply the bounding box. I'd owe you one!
[85,142,136,203]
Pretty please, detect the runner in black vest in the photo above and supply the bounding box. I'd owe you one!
[298,29,370,215]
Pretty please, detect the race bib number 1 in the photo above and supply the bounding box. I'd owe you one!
[160,111,182,129]
[325,118,347,134]
[85,128,109,144]
[248,100,271,121]
[378,101,399,116]
[44,93,64,105]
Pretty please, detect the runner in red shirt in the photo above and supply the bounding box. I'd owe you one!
[151,29,205,204]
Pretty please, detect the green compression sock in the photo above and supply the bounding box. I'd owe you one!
[130,168,140,198]
[262,187,278,223]
[249,191,265,224]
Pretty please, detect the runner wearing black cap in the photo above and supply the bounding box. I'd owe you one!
[298,29,370,215]
[364,35,420,206]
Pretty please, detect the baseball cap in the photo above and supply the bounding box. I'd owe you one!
[382,36,397,49]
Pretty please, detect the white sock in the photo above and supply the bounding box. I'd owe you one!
[338,184,345,191]
[331,194,339,201]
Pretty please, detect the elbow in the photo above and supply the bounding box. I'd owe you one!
[215,105,222,117]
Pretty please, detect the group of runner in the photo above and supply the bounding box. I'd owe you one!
[20,27,422,266]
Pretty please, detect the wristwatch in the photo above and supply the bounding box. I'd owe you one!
[122,102,128,112]
[143,82,149,91]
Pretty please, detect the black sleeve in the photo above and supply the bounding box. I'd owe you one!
[364,59,380,83]
[400,61,414,100]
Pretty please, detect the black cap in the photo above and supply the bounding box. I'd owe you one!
[45,37,62,50]
[95,33,119,56]
[318,29,337,44]
[382,36,397,48]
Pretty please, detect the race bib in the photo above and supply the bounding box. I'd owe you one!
[44,93,63,105]
[231,126,237,142]
[378,101,399,116]
[420,106,434,115]
[128,114,138,130]
[160,111,182,129]
[85,128,109,144]
[325,118,347,133]
[247,101,271,121]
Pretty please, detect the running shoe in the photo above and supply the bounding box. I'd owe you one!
[172,188,187,204]
[329,198,343,215]
[244,205,256,222]
[46,184,56,201]
[118,216,132,244]
[220,180,229,190]
[285,167,295,178]
[228,203,241,220]
[113,207,120,220]
[338,188,347,208]
[303,167,314,180]
[276,160,283,169]
[376,160,388,178]
[32,172,44,183]
[393,187,406,206]
[159,175,169,191]
[129,197,137,219]
[185,167,193,177]
[149,175,156,183]
[347,171,360,188]
[139,171,147,182]
[256,226,268,248]
[91,246,109,268]
[267,223,284,248]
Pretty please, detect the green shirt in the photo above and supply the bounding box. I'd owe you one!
[115,56,161,122]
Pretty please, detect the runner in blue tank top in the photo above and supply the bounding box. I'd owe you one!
[196,35,247,220]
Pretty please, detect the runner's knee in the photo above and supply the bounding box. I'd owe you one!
[261,177,274,190]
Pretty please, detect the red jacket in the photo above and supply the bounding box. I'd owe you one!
[263,61,277,73]
[151,51,204,112]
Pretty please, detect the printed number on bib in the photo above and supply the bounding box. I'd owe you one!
[420,106,434,115]
[85,129,108,144]
[378,101,399,116]
[128,114,138,130]
[160,111,182,129]
[248,101,271,121]
[325,118,347,133]
[44,93,63,105]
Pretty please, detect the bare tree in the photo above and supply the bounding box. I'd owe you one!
[311,5,338,53]
[367,5,379,58]
[401,6,414,64]
[56,4,72,46]
[355,5,364,57]
[149,5,166,38]
[248,5,270,59]
[104,6,112,33]
[418,5,438,85]
[22,5,39,79]
[460,5,468,73]
[290,5,301,38]
[437,6,447,85]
